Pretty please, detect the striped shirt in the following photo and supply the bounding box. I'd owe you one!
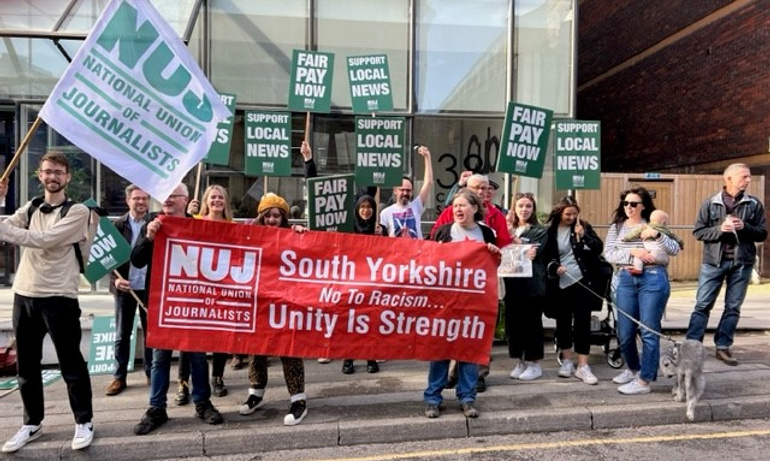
[603,220,681,267]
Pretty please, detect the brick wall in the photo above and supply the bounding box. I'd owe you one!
[577,0,770,275]
[578,2,770,171]
[578,0,733,82]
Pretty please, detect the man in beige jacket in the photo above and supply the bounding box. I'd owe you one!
[0,152,97,453]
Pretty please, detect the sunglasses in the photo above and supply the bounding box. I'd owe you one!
[622,201,641,208]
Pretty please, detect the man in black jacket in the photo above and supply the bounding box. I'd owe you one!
[131,183,223,435]
[106,185,152,396]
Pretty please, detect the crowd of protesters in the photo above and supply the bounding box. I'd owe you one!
[1,149,764,452]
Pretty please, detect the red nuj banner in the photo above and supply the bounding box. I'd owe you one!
[146,217,499,364]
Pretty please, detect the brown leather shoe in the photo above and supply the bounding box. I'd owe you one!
[716,348,738,366]
[106,379,127,396]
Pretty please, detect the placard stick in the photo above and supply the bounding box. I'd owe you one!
[112,270,146,312]
[1,117,42,182]
[304,112,311,144]
[508,175,520,210]
[193,163,204,202]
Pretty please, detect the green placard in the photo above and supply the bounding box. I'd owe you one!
[554,121,601,189]
[84,199,131,283]
[88,316,137,375]
[244,111,292,177]
[0,370,62,390]
[347,54,393,113]
[204,93,237,166]
[288,50,334,113]
[354,117,405,187]
[497,102,553,178]
[307,174,355,232]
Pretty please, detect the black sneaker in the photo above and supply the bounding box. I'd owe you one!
[211,377,228,397]
[239,392,263,415]
[366,361,380,373]
[445,376,458,389]
[475,377,487,393]
[174,380,189,406]
[283,400,307,426]
[424,404,440,418]
[461,401,479,418]
[195,400,223,425]
[134,407,168,435]
[341,360,355,374]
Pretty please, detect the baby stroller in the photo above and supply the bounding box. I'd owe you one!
[555,258,624,369]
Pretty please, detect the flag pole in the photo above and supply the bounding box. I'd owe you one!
[1,117,42,183]
[112,270,146,312]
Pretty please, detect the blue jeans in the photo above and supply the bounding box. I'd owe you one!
[113,291,152,381]
[686,261,753,349]
[149,349,210,409]
[613,268,670,382]
[424,360,478,406]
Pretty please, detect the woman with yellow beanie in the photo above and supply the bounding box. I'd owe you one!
[240,192,309,426]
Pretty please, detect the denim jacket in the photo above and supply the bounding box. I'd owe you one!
[693,191,767,266]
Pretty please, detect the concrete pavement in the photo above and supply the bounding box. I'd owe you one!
[0,283,768,459]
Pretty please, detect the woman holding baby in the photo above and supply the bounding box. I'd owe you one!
[604,187,681,395]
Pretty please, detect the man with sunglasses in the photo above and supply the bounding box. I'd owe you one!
[686,163,767,365]
[0,152,98,452]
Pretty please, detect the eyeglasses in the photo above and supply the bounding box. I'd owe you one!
[38,169,67,177]
[167,194,187,199]
[622,201,641,208]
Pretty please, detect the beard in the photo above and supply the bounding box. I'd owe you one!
[43,180,65,194]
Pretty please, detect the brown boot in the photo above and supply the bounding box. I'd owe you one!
[106,379,126,396]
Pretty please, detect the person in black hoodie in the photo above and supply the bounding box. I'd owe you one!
[341,195,387,374]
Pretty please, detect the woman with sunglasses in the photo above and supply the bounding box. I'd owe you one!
[543,196,604,385]
[604,187,680,395]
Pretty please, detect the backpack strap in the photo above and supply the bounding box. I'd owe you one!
[24,197,103,273]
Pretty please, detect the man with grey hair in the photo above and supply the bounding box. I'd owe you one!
[131,184,223,435]
[106,185,152,396]
[686,163,767,365]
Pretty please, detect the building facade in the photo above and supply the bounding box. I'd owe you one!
[577,0,769,274]
[0,0,577,224]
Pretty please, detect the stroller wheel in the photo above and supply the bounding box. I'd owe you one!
[606,348,624,369]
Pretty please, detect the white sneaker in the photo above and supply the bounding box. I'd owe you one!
[618,378,651,395]
[71,422,94,450]
[558,359,575,378]
[509,361,526,379]
[612,369,639,384]
[518,363,542,381]
[575,365,598,385]
[2,425,42,453]
[317,358,332,364]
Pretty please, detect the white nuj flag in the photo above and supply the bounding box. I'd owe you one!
[39,0,230,202]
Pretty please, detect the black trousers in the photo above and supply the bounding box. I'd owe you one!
[503,279,544,361]
[113,290,152,380]
[13,294,93,425]
[553,282,593,356]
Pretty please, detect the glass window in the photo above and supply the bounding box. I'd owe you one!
[209,0,306,106]
[58,0,199,37]
[514,0,575,116]
[316,0,409,111]
[0,0,71,31]
[415,0,508,113]
[0,38,69,99]
[414,116,503,221]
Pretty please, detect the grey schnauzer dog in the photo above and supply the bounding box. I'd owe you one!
[660,339,706,421]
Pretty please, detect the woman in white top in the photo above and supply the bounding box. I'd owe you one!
[603,187,680,395]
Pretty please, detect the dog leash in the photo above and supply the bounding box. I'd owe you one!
[562,271,678,344]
